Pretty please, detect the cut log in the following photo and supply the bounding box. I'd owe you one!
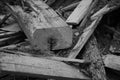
[66,0,93,25]
[6,0,73,52]
[104,54,120,71]
[0,52,90,80]
[68,16,102,58]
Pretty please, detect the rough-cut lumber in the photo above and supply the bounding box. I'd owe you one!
[83,36,107,80]
[0,52,90,80]
[6,0,73,52]
[66,0,93,25]
[68,16,102,58]
[79,0,98,28]
[104,54,120,71]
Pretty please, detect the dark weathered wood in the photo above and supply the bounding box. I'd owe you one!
[104,54,120,71]
[66,0,93,25]
[6,0,73,52]
[83,36,107,80]
[0,52,90,80]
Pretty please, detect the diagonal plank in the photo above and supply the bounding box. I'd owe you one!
[66,0,93,25]
[68,16,103,59]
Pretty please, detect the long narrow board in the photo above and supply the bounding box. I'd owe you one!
[6,0,73,52]
[66,0,93,25]
[0,52,89,80]
[68,16,102,58]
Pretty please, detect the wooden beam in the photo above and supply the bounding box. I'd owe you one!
[0,52,90,80]
[104,54,120,71]
[66,0,93,25]
[68,16,102,58]
[6,0,73,52]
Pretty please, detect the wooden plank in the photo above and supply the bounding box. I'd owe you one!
[6,0,73,52]
[104,54,120,71]
[68,16,102,58]
[46,56,89,63]
[0,52,90,80]
[66,0,93,25]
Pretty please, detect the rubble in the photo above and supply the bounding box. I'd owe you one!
[0,0,120,80]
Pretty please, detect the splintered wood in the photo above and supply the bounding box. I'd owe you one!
[68,4,113,59]
[68,16,102,59]
[7,0,73,52]
[66,0,93,25]
[0,52,90,80]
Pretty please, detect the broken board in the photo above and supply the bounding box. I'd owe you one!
[66,0,93,25]
[104,54,120,71]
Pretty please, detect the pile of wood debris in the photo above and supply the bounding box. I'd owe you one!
[0,0,120,80]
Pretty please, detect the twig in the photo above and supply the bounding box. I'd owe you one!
[0,13,11,27]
